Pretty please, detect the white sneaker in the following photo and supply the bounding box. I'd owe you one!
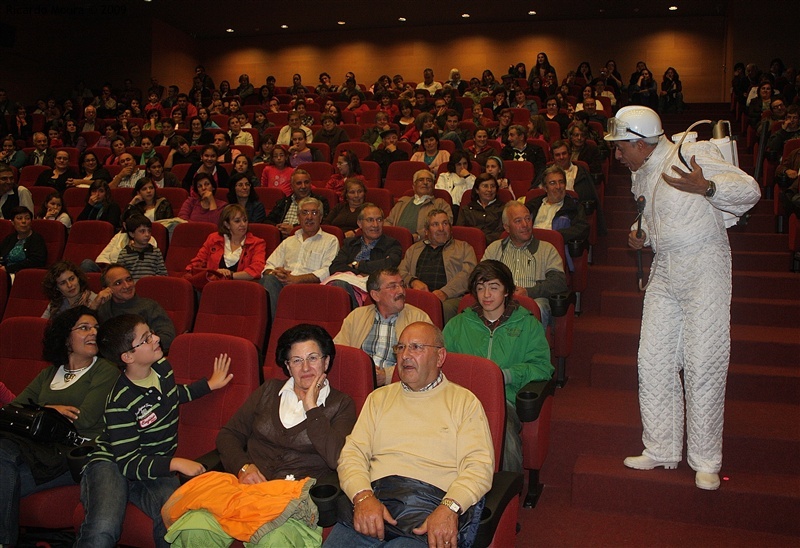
[695,472,720,490]
[623,454,679,470]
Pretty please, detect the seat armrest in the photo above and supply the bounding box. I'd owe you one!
[473,471,524,548]
[516,376,557,422]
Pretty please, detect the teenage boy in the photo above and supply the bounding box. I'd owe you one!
[75,314,233,548]
[116,214,167,280]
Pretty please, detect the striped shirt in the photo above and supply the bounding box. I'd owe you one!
[116,244,168,281]
[89,357,210,480]
[498,240,539,289]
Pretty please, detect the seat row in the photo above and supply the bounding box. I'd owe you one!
[1,313,524,546]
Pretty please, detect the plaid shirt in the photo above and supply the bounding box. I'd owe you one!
[362,309,399,370]
[414,241,447,291]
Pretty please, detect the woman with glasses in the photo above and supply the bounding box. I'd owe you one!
[443,260,552,472]
[0,306,118,547]
[68,151,111,188]
[163,324,356,545]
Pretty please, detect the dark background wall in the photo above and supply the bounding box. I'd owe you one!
[0,0,794,105]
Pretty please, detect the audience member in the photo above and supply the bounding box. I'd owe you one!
[115,214,168,280]
[0,164,34,219]
[484,201,568,326]
[385,169,453,242]
[261,196,339,319]
[96,264,177,351]
[456,173,506,244]
[77,180,122,230]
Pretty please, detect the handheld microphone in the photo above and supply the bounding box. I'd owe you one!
[636,196,646,291]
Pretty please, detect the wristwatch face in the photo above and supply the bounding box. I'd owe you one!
[441,498,461,513]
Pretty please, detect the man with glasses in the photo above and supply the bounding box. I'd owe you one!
[483,201,567,327]
[329,204,403,308]
[96,264,176,352]
[606,105,759,491]
[0,164,33,220]
[385,169,453,243]
[335,267,431,386]
[327,322,493,547]
[265,169,330,237]
[261,197,339,319]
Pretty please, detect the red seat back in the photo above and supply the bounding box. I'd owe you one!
[62,220,116,265]
[0,316,51,394]
[31,219,66,266]
[263,284,351,378]
[451,226,486,261]
[169,333,261,458]
[194,280,268,352]
[135,275,195,334]
[164,222,217,277]
[404,288,444,329]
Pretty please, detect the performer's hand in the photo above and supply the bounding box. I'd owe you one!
[662,155,710,195]
[412,505,458,548]
[353,493,397,540]
[628,230,646,250]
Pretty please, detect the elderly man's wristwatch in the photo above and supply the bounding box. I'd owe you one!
[440,498,461,514]
[705,180,716,197]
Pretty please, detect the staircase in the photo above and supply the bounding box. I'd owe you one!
[517,104,800,545]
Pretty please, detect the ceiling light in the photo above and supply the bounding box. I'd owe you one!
[338,21,346,25]
[281,24,288,29]
[461,13,470,18]
[226,28,234,33]
[528,11,536,15]
[669,5,678,10]
[398,17,406,22]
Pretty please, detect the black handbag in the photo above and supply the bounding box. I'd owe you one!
[0,401,87,447]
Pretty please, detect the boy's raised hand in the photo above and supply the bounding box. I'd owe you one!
[208,353,234,390]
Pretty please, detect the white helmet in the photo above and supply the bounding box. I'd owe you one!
[604,105,664,141]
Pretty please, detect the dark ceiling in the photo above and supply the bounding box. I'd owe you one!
[134,0,730,39]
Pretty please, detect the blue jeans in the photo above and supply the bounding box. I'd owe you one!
[259,273,284,320]
[0,437,75,544]
[76,460,179,548]
[325,522,426,547]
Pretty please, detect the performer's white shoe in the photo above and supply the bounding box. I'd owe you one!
[623,454,679,470]
[695,472,721,490]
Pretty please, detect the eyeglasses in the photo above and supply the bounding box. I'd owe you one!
[72,323,99,333]
[392,342,443,354]
[379,281,405,291]
[129,330,156,351]
[286,353,326,368]
[299,209,319,217]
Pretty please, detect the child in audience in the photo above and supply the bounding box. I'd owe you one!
[80,210,160,273]
[75,314,233,548]
[115,214,168,280]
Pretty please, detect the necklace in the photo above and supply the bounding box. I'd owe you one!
[64,364,91,382]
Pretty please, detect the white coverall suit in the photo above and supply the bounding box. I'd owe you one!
[630,135,760,473]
